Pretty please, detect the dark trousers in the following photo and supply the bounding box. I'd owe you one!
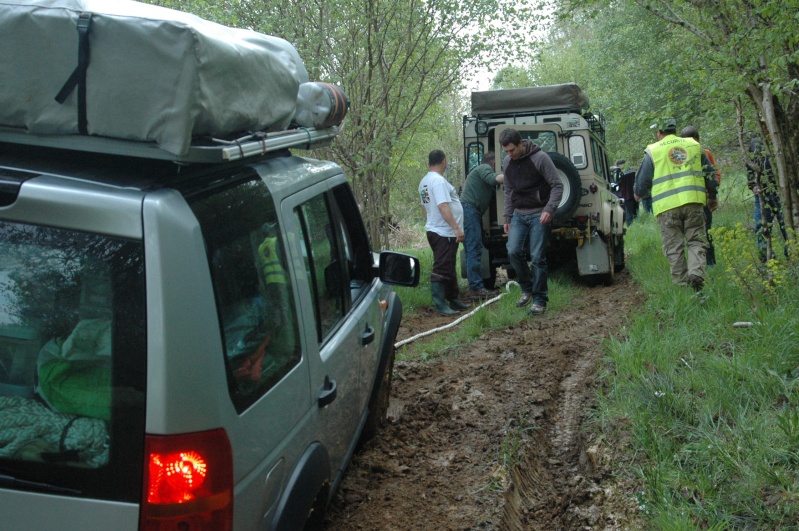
[427,231,460,299]
[624,199,639,226]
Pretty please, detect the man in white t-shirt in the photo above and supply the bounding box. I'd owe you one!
[418,149,470,315]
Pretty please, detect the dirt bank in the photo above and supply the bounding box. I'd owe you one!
[325,269,644,530]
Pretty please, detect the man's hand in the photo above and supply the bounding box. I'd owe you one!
[504,223,510,234]
[540,211,553,225]
[707,198,719,212]
[454,227,464,243]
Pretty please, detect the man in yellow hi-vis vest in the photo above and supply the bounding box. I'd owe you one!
[634,118,719,291]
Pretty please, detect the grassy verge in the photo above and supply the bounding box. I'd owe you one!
[597,171,799,528]
[392,246,581,362]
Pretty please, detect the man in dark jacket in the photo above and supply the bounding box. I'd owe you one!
[500,128,563,315]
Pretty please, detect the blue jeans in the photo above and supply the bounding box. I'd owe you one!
[462,203,485,290]
[507,212,551,305]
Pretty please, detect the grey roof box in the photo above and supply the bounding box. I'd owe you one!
[471,83,590,116]
[0,0,309,156]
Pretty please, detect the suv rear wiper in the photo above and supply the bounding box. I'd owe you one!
[0,473,81,495]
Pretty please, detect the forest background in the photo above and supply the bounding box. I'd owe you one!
[148,0,798,252]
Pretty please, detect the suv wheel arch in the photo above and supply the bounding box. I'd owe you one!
[271,442,331,531]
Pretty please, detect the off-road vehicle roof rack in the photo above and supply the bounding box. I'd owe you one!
[0,125,341,164]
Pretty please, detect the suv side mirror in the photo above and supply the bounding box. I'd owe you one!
[378,252,420,287]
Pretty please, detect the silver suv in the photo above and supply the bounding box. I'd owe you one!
[0,133,418,530]
[0,5,418,528]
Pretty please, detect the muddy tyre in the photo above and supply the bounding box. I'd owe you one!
[547,152,581,224]
[360,348,394,444]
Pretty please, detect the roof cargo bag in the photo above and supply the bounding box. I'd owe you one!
[471,83,590,116]
[0,0,310,155]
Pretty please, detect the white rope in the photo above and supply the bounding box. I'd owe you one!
[394,281,520,349]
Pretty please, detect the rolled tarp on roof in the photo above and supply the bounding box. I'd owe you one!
[0,0,309,155]
[471,83,590,116]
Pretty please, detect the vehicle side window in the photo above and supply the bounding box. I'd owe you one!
[466,142,483,175]
[189,176,301,413]
[568,136,588,169]
[331,184,373,295]
[295,186,370,343]
[296,194,347,341]
[591,137,607,178]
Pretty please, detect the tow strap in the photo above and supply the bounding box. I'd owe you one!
[54,12,93,135]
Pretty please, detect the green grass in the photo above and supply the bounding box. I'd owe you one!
[597,170,799,529]
[392,245,580,361]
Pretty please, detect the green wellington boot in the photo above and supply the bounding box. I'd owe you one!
[431,281,459,315]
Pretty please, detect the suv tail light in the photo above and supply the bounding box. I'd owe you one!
[141,429,233,531]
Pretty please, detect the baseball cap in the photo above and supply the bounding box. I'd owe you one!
[650,118,677,133]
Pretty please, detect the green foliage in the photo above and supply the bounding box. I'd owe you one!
[713,223,798,309]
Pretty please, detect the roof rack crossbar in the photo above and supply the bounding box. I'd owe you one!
[0,125,342,164]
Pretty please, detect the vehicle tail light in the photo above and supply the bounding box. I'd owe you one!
[577,215,589,225]
[141,429,233,531]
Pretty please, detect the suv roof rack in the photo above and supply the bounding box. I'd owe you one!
[0,125,341,164]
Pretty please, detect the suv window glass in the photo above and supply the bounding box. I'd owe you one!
[568,136,588,169]
[296,193,349,341]
[591,137,607,178]
[466,142,484,175]
[189,176,301,413]
[518,131,557,153]
[331,184,373,297]
[0,221,146,501]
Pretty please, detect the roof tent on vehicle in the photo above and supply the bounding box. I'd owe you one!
[471,83,590,116]
[0,0,348,162]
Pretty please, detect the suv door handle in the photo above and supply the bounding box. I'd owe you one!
[318,375,337,408]
[360,325,375,346]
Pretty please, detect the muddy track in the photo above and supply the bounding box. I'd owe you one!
[324,269,643,530]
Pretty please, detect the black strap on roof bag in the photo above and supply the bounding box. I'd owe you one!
[54,12,93,135]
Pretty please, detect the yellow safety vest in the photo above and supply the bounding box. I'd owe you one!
[258,237,287,284]
[647,135,706,216]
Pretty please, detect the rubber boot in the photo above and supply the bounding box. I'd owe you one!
[447,297,471,310]
[431,282,459,315]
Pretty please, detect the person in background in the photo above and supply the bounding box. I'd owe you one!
[747,136,789,262]
[680,125,720,266]
[419,149,470,315]
[500,128,562,316]
[634,118,718,291]
[612,159,638,226]
[461,151,504,300]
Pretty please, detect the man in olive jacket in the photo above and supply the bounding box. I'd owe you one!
[500,128,562,316]
[461,151,504,300]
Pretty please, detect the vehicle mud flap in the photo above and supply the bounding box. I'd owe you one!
[575,236,612,277]
[546,152,581,224]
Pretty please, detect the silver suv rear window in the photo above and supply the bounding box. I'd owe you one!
[0,221,146,501]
